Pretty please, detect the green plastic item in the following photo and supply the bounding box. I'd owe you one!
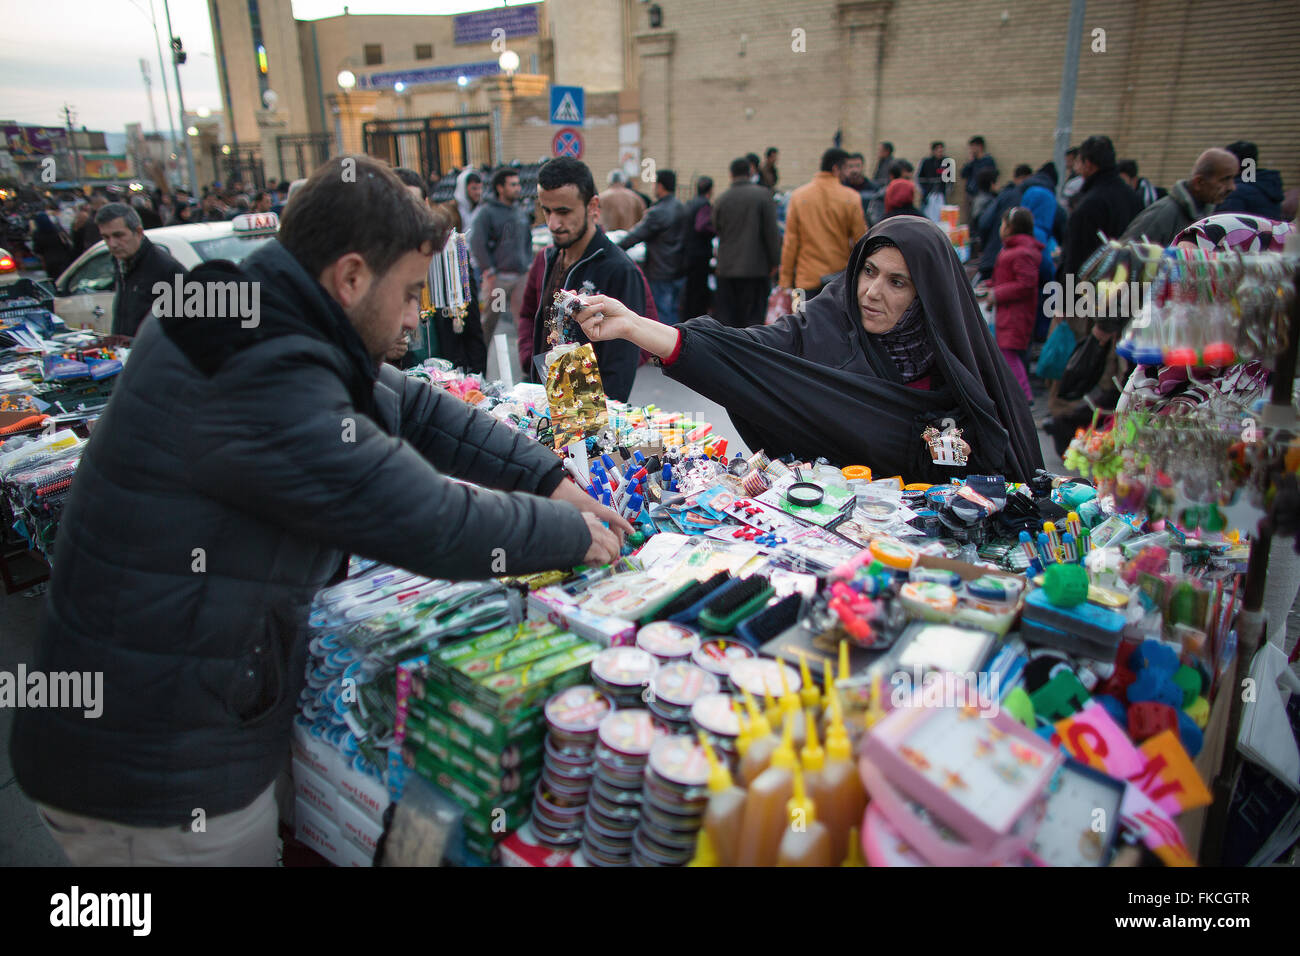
[635,578,705,627]
[698,581,775,633]
[1059,482,1098,508]
[1043,563,1090,608]
[1173,665,1202,708]
[1168,581,1202,629]
[1003,687,1036,728]
[1029,670,1091,722]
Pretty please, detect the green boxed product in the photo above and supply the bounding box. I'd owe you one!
[461,641,601,714]
[429,620,561,682]
[449,631,588,696]
[412,750,531,815]
[410,687,546,751]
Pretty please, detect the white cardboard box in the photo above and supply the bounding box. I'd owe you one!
[294,798,348,867]
[292,757,341,823]
[336,793,384,858]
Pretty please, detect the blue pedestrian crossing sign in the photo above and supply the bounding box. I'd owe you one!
[550,85,584,127]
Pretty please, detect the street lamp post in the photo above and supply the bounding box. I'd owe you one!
[162,0,198,191]
[336,69,356,155]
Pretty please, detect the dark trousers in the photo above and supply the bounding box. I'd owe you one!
[715,276,771,328]
[683,261,712,322]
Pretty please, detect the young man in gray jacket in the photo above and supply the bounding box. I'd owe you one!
[11,156,628,866]
[469,166,533,345]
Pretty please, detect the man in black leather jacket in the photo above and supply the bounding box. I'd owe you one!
[618,169,688,325]
[95,202,187,337]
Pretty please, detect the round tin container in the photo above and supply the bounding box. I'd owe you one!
[646,735,710,790]
[541,762,594,794]
[650,663,719,709]
[691,638,755,678]
[593,753,649,789]
[596,710,656,759]
[587,790,644,826]
[545,685,613,742]
[543,734,596,769]
[591,775,645,808]
[642,773,709,816]
[925,485,959,510]
[591,647,658,702]
[631,827,693,866]
[728,658,802,700]
[582,825,635,859]
[635,621,701,664]
[638,794,704,831]
[690,693,741,739]
[637,814,702,851]
[533,779,590,815]
[583,804,640,840]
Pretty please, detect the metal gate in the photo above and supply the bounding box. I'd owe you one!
[211,144,266,190]
[362,114,493,183]
[277,133,332,181]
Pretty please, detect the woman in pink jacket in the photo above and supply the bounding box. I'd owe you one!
[977,207,1042,402]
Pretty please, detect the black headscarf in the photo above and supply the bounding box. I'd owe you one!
[664,216,1044,481]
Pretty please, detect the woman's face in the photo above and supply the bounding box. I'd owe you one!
[856,246,917,334]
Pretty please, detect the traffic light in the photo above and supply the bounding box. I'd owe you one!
[171,36,187,65]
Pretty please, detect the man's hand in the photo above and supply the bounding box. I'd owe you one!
[581,513,621,566]
[550,477,635,538]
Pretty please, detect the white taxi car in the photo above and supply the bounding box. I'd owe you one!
[52,213,281,332]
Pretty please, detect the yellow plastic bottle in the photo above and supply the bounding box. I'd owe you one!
[798,651,821,719]
[801,709,827,798]
[778,664,806,749]
[763,686,783,730]
[776,765,833,867]
[840,826,867,867]
[698,732,747,868]
[736,717,797,867]
[687,827,720,867]
[839,639,851,683]
[732,699,752,761]
[738,689,778,786]
[818,692,869,865]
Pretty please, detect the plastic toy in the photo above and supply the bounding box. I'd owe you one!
[1127,701,1180,742]
[1043,563,1090,607]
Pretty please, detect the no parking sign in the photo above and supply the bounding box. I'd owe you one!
[552,128,583,159]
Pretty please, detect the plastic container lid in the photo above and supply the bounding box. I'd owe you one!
[636,621,702,661]
[597,709,657,757]
[869,537,919,570]
[650,663,720,708]
[966,574,1023,602]
[690,693,741,738]
[899,581,959,612]
[728,658,802,699]
[646,735,711,788]
[545,685,614,736]
[591,647,659,689]
[691,638,755,677]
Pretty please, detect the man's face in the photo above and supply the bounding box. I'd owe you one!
[100,217,143,261]
[1120,172,1137,189]
[1065,155,1077,175]
[969,143,983,160]
[254,194,272,212]
[769,151,779,165]
[1078,157,1100,180]
[499,175,521,204]
[1194,159,1239,205]
[932,145,944,159]
[344,247,434,362]
[539,184,595,250]
[467,181,482,204]
[843,157,864,184]
[877,145,890,161]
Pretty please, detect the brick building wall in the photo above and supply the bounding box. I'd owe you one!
[630,0,1299,205]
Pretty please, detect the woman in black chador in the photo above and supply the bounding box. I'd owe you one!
[572,215,1043,482]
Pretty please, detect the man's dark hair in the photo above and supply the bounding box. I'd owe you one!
[279,155,446,279]
[822,147,852,172]
[730,157,752,179]
[889,159,914,179]
[464,171,482,186]
[1004,207,1035,236]
[1065,146,1079,158]
[969,136,986,148]
[746,153,761,168]
[1224,140,1258,164]
[975,167,999,191]
[880,141,894,154]
[696,176,713,196]
[765,147,778,159]
[490,166,519,198]
[847,152,865,163]
[537,157,595,205]
[930,140,944,150]
[1117,159,1139,179]
[657,169,677,193]
[253,190,270,204]
[1077,135,1117,173]
[1013,164,1033,179]
[95,202,142,231]
[393,167,428,199]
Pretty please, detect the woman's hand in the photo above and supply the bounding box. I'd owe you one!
[572,293,682,360]
[572,293,643,343]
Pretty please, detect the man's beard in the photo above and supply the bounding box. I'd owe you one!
[551,210,589,250]
[349,285,394,363]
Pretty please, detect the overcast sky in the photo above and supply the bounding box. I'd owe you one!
[1,0,516,136]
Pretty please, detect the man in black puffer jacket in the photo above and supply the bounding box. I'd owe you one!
[95,202,187,337]
[11,156,628,866]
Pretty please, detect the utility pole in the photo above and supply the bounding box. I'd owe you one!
[62,103,80,183]
[140,58,161,137]
[148,0,178,162]
[163,0,198,191]
[1053,0,1087,200]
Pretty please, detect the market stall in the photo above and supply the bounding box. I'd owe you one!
[283,239,1300,868]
